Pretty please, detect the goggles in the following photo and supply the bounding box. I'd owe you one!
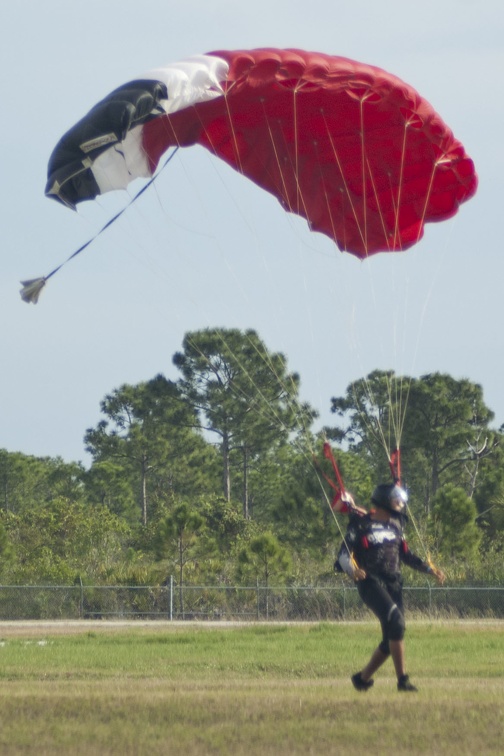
[389,485,408,512]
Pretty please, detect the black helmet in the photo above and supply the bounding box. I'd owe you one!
[371,483,408,514]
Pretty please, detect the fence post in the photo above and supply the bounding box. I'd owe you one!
[256,578,260,621]
[78,576,84,619]
[169,575,173,621]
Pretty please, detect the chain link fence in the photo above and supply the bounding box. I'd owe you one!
[0,581,502,621]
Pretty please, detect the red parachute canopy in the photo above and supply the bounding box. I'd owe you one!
[46,48,477,258]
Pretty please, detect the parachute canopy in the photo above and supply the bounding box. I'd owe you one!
[46,49,477,258]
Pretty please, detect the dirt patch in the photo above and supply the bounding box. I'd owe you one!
[0,618,500,639]
[0,620,255,638]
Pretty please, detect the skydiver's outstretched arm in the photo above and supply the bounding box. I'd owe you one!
[332,491,367,516]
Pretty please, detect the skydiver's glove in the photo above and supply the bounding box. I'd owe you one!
[331,491,355,514]
[335,550,367,581]
[331,491,367,516]
[428,565,446,584]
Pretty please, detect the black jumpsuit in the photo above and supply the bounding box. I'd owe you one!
[336,512,432,654]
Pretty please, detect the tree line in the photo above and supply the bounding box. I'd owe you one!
[0,328,502,587]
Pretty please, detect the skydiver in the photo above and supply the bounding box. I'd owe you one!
[334,483,445,692]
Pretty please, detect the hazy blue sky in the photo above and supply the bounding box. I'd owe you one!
[1,0,501,464]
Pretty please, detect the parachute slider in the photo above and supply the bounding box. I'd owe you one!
[20,148,180,304]
[20,278,46,304]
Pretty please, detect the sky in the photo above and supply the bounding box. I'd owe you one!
[1,0,502,466]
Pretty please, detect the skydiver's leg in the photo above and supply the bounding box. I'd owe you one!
[354,578,416,690]
[353,578,393,687]
[389,639,406,679]
[360,644,389,682]
[385,584,416,687]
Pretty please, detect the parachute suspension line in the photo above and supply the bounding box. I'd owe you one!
[292,85,302,216]
[392,120,409,250]
[313,441,365,571]
[352,373,395,459]
[165,103,321,471]
[237,328,316,447]
[184,321,324,469]
[380,119,430,450]
[359,96,369,256]
[394,373,413,448]
[184,330,302,444]
[346,370,408,487]
[258,97,311,227]
[388,115,439,250]
[20,148,180,304]
[383,371,409,453]
[313,459,352,556]
[311,129,349,250]
[415,157,439,245]
[344,113,420,461]
[314,140,339,246]
[402,482,434,567]
[365,157,393,252]
[354,372,432,564]
[183,329,325,507]
[361,368,411,471]
[322,440,346,496]
[321,112,366,251]
[222,83,245,177]
[376,122,414,451]
[259,102,293,216]
[157,113,186,155]
[387,440,432,567]
[284,80,319,220]
[345,376,432,568]
[184,104,259,242]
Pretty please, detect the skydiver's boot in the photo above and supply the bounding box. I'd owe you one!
[397,674,418,692]
[351,672,374,691]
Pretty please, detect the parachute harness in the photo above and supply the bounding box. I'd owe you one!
[319,440,436,577]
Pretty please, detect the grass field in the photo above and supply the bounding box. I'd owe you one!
[0,620,502,755]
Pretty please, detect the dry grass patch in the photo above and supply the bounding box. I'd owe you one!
[0,621,501,754]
